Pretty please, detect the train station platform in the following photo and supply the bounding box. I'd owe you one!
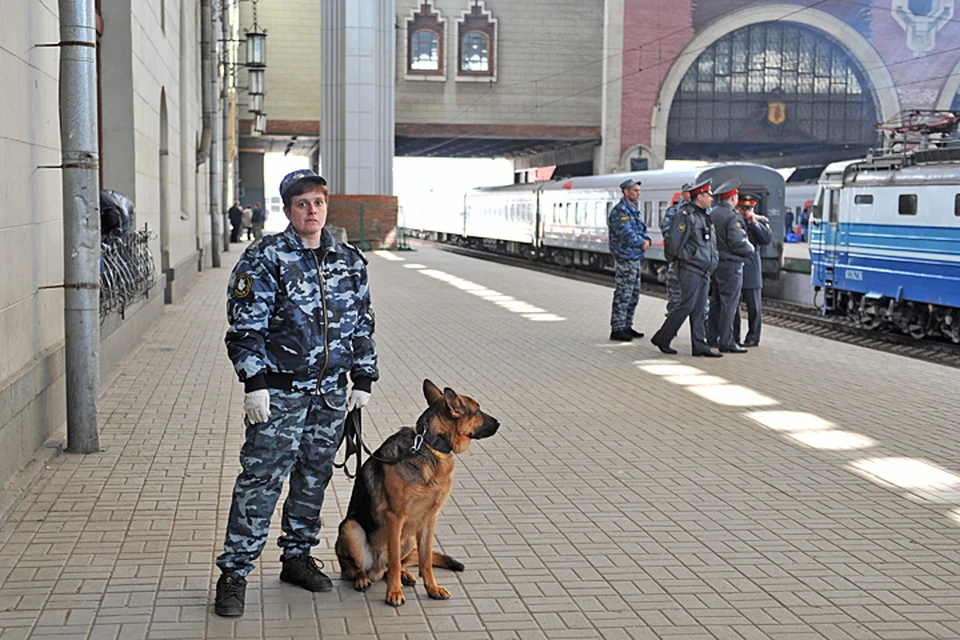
[1,241,959,639]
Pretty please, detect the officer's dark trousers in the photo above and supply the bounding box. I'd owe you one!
[654,263,711,353]
[707,262,743,350]
[216,389,346,577]
[734,287,762,344]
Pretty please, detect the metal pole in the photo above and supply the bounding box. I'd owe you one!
[221,2,232,252]
[59,0,100,453]
[201,0,221,267]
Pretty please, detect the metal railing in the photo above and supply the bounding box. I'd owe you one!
[100,224,157,320]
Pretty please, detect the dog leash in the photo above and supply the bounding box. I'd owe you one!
[334,409,453,479]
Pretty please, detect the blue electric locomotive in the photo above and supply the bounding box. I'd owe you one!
[810,137,960,342]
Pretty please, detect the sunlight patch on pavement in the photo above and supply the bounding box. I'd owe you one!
[687,384,778,406]
[786,430,875,450]
[373,251,404,261]
[417,269,564,322]
[849,458,960,491]
[664,374,728,386]
[403,263,427,269]
[637,364,704,377]
[746,411,835,432]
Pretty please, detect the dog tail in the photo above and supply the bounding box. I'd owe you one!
[433,552,464,572]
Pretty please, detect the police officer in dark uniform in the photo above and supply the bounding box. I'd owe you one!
[733,193,773,346]
[706,180,754,353]
[650,179,721,357]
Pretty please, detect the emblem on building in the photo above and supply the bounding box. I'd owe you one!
[767,102,786,126]
[891,0,954,56]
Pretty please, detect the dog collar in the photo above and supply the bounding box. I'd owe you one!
[412,425,453,459]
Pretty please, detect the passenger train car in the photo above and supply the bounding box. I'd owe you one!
[422,163,786,281]
[809,148,960,342]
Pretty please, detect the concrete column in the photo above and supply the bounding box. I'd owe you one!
[321,0,395,195]
[596,0,625,175]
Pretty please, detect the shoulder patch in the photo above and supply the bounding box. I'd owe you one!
[677,221,686,232]
[620,215,628,222]
[343,241,369,265]
[735,220,743,228]
[233,273,254,298]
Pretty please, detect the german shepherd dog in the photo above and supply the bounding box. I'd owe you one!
[335,379,500,606]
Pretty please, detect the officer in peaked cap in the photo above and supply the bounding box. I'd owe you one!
[733,193,772,347]
[651,177,721,357]
[607,176,651,341]
[705,179,755,353]
[659,182,694,317]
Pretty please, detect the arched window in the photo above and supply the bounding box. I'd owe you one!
[411,30,439,71]
[667,22,879,162]
[461,31,489,72]
[406,2,445,78]
[457,1,496,80]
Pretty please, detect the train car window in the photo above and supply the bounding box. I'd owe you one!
[658,201,669,226]
[898,194,918,216]
[596,201,606,226]
[566,202,574,224]
[854,194,873,205]
[643,201,653,226]
[955,194,960,216]
[812,190,823,220]
[829,189,840,223]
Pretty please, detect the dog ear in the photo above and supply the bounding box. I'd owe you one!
[423,379,443,405]
[443,387,465,417]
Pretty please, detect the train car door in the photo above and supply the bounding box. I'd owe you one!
[810,185,841,287]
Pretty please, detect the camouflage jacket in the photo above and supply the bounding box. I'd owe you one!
[607,198,651,261]
[225,225,378,401]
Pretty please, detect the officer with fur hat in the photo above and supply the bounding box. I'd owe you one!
[651,178,720,357]
[215,169,379,617]
[606,177,651,341]
[733,193,772,346]
[706,179,754,353]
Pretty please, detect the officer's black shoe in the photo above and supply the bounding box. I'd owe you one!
[742,340,760,347]
[279,555,333,592]
[719,346,749,354]
[627,328,645,338]
[215,573,247,617]
[650,335,678,354]
[692,350,723,358]
[609,330,634,342]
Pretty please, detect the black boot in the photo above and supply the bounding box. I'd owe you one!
[279,555,333,592]
[627,327,645,338]
[609,329,634,342]
[215,573,247,617]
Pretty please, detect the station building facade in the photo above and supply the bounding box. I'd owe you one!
[0,1,221,490]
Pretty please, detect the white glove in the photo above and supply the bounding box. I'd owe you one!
[244,389,271,424]
[347,389,371,412]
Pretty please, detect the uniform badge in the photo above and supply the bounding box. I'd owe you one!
[233,273,253,298]
[621,215,628,222]
[735,220,743,228]
[677,222,686,232]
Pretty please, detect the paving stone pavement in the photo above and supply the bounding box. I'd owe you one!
[1,241,960,639]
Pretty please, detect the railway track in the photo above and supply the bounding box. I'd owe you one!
[435,242,960,369]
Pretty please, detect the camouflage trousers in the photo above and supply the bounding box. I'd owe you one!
[216,389,346,577]
[611,258,642,332]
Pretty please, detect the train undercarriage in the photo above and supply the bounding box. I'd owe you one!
[822,288,960,343]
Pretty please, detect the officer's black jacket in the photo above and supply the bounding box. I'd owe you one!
[664,202,719,275]
[742,215,773,289]
[710,202,754,263]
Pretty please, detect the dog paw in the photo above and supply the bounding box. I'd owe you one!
[449,560,465,572]
[385,589,405,607]
[354,576,371,592]
[426,585,451,600]
[400,570,417,586]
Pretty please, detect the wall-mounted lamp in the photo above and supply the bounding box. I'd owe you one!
[248,68,265,95]
[245,30,267,67]
[255,112,267,134]
[249,93,264,113]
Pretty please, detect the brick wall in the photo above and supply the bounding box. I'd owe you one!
[328,195,399,249]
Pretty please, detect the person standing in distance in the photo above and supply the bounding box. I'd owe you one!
[660,183,691,317]
[214,169,378,617]
[650,179,721,357]
[607,178,652,341]
[733,193,773,347]
[706,180,754,354]
[228,201,244,243]
[250,202,266,241]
